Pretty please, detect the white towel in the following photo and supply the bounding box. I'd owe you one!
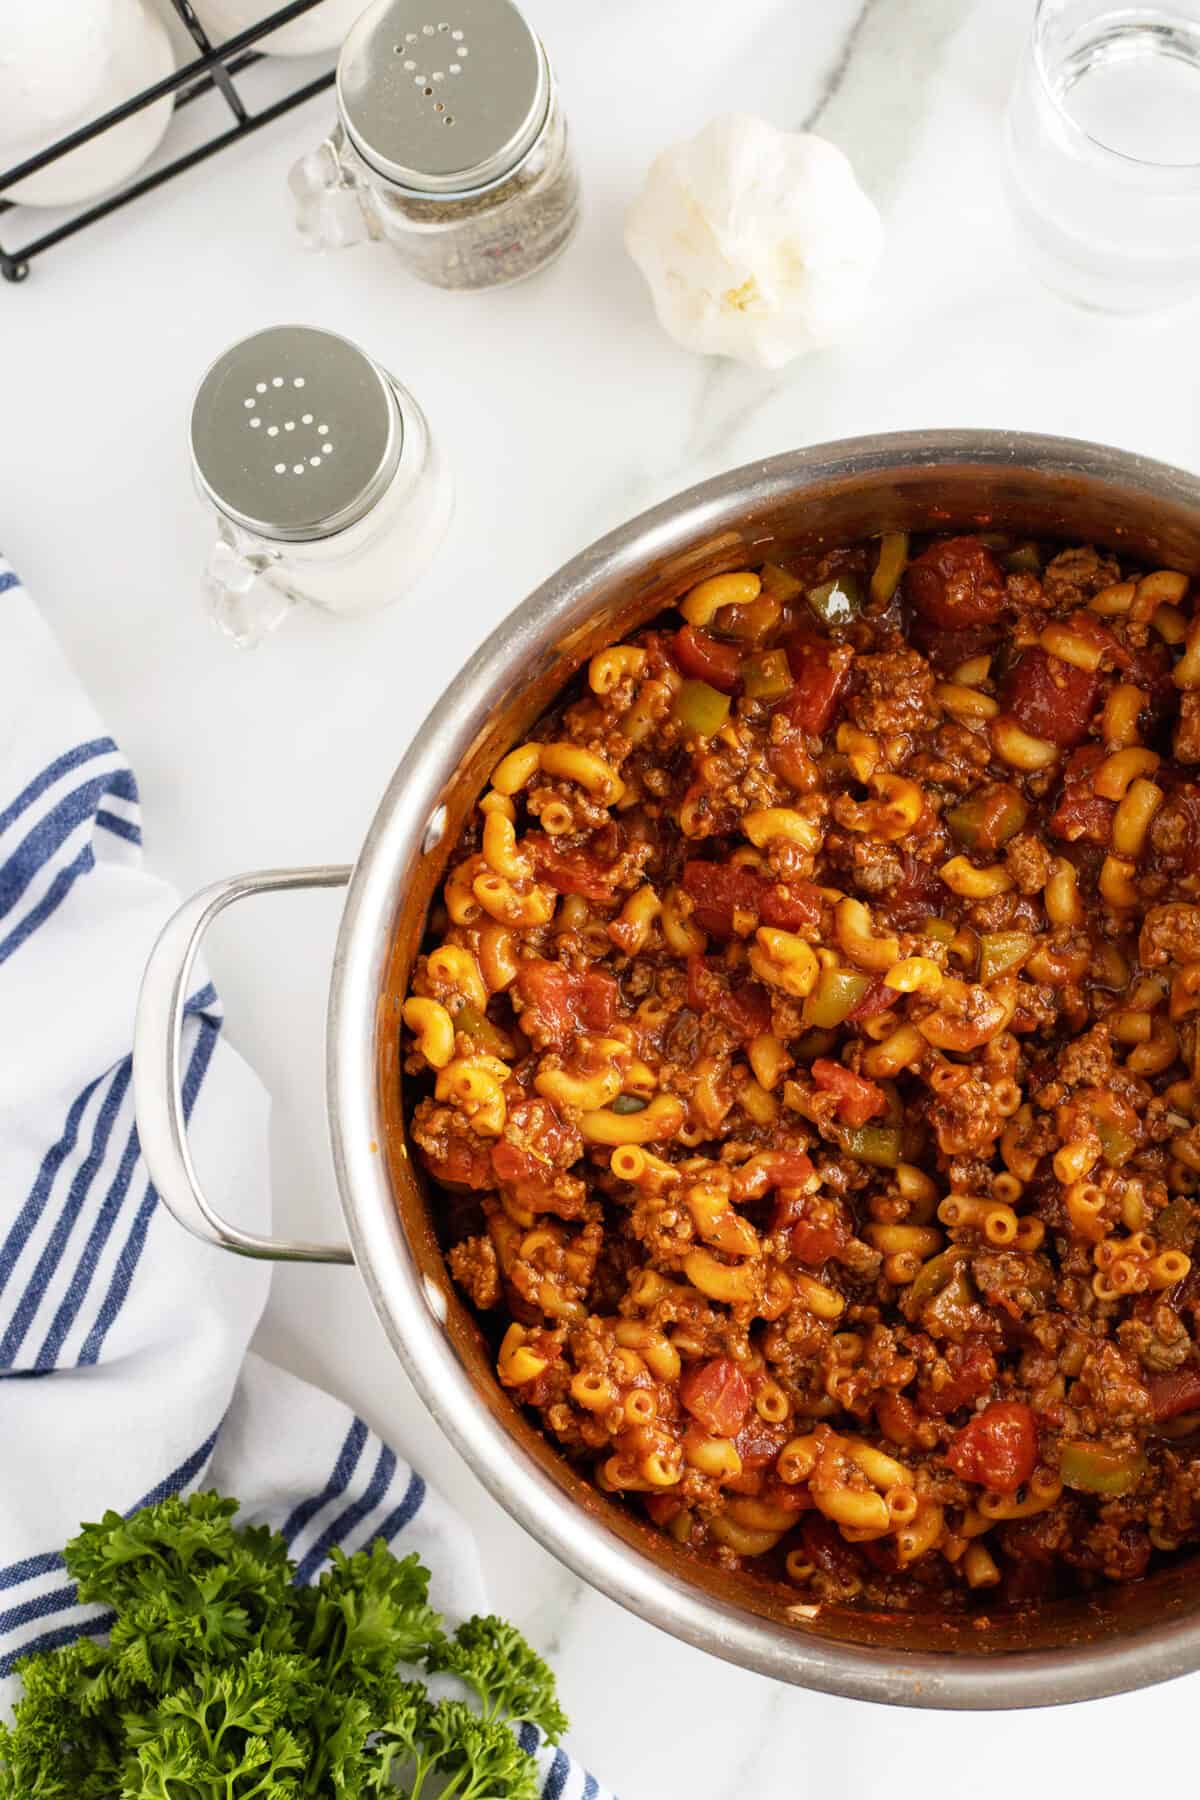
[0,555,609,1800]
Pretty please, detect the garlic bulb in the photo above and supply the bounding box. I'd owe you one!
[624,112,884,370]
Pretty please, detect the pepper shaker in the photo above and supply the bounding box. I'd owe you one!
[190,325,453,647]
[289,0,579,290]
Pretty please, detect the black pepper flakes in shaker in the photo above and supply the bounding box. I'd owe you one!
[289,0,580,290]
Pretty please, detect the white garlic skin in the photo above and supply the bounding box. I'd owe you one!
[624,112,885,371]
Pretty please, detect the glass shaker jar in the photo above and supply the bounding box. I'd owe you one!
[190,325,453,648]
[289,0,579,290]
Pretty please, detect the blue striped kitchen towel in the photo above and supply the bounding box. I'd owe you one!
[0,554,608,1800]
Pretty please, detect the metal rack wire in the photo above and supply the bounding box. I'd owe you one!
[0,0,335,283]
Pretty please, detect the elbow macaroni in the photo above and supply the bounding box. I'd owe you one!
[405,542,1200,1606]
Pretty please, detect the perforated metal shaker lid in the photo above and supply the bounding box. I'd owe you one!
[190,326,401,544]
[336,0,549,197]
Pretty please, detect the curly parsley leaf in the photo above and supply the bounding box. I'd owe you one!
[0,1493,565,1800]
[428,1615,568,1742]
[420,1700,541,1800]
[295,1542,443,1687]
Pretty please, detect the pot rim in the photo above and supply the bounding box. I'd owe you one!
[326,429,1200,1707]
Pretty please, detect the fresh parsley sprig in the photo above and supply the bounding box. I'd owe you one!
[0,1492,567,1799]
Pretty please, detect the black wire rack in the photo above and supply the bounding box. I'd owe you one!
[0,0,336,284]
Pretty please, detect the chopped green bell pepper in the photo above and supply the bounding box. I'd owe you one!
[452,1001,508,1056]
[673,679,731,737]
[807,573,864,628]
[835,1122,902,1168]
[869,532,909,605]
[1156,1196,1195,1248]
[1096,1118,1137,1168]
[905,1245,972,1315]
[759,562,805,603]
[947,789,1028,851]
[803,967,871,1029]
[1060,1440,1146,1496]
[741,648,794,702]
[978,930,1033,983]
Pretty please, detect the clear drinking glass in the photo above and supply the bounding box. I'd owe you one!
[1005,0,1200,312]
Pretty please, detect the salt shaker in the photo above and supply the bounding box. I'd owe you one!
[190,325,453,647]
[289,0,579,290]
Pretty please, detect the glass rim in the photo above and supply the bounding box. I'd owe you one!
[1031,0,1200,171]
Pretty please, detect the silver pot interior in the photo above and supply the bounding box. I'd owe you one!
[329,432,1200,1706]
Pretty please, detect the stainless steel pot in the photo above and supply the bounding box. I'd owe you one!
[134,429,1200,1708]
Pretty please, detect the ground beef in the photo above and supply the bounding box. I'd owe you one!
[448,1235,501,1309]
[847,648,935,737]
[1140,902,1200,967]
[1175,692,1200,765]
[1041,546,1122,607]
[1005,831,1054,894]
[402,531,1200,1612]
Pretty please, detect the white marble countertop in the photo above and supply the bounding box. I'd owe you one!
[5,0,1200,1792]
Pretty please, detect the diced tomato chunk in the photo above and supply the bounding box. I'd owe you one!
[774,1188,850,1264]
[734,1148,816,1203]
[811,1059,887,1127]
[686,955,771,1040]
[903,537,1006,630]
[883,852,948,931]
[644,1493,685,1528]
[1147,1366,1200,1421]
[681,860,822,939]
[800,1513,864,1585]
[1050,788,1114,844]
[420,1136,493,1190]
[1124,638,1176,723]
[760,881,825,932]
[682,861,762,936]
[910,620,1002,674]
[679,1357,751,1437]
[527,833,621,901]
[578,972,618,1028]
[513,959,619,1045]
[673,625,742,693]
[918,1337,997,1417]
[946,1400,1037,1494]
[1049,748,1113,844]
[1002,647,1098,747]
[733,1413,792,1471]
[847,978,899,1022]
[788,1215,850,1267]
[780,631,852,736]
[490,1098,579,1191]
[760,1149,817,1190]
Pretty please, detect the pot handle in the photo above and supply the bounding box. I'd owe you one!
[134,866,356,1264]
